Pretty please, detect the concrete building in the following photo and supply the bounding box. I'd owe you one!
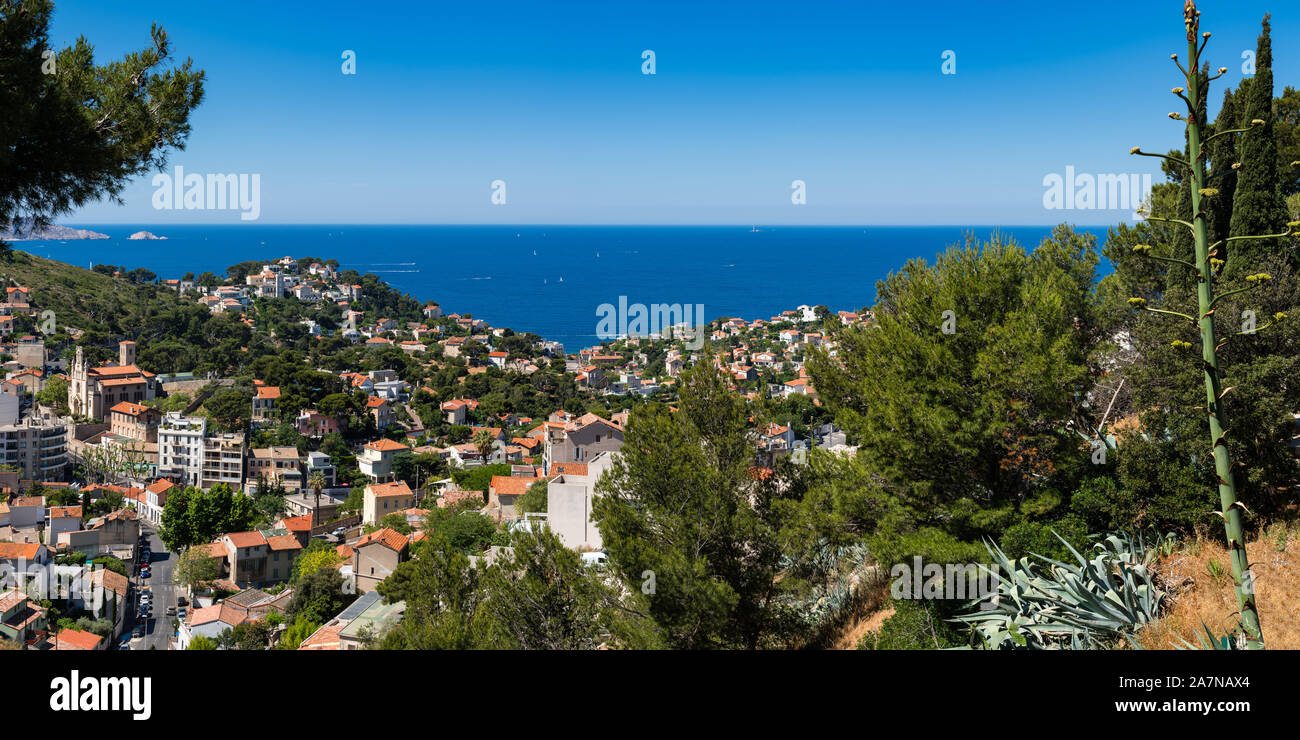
[543,412,623,472]
[0,412,67,481]
[546,452,616,552]
[358,438,407,483]
[201,434,245,490]
[248,446,302,491]
[362,480,415,526]
[157,412,206,487]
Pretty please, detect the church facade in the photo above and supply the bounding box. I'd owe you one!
[67,341,158,420]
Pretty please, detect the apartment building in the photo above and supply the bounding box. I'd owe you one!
[157,412,206,487]
[249,446,302,491]
[202,434,245,490]
[0,412,68,481]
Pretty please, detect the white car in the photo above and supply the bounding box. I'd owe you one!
[580,551,609,568]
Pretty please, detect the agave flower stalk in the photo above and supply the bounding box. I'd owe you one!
[1127,1,1299,650]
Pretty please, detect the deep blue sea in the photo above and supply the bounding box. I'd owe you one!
[17,225,1109,351]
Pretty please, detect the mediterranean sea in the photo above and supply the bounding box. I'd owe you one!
[20,225,1109,351]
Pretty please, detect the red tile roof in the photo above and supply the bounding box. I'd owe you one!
[224,531,267,549]
[54,628,103,651]
[266,534,303,552]
[489,476,535,497]
[367,481,413,499]
[354,527,408,553]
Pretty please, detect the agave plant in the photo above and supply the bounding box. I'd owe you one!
[952,531,1167,649]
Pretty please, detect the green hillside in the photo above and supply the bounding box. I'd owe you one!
[0,248,197,364]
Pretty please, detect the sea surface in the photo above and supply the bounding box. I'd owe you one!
[17,225,1109,351]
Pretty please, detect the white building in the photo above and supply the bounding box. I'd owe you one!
[157,412,206,487]
[546,452,615,552]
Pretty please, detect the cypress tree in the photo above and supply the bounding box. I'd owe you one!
[1206,88,1238,247]
[1226,14,1290,277]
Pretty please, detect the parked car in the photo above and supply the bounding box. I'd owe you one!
[177,596,187,607]
[580,551,609,569]
[165,606,176,616]
[132,626,145,639]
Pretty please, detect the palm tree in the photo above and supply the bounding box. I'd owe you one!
[307,471,327,530]
[472,428,495,464]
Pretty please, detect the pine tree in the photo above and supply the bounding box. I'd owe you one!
[0,0,205,241]
[1225,14,1291,277]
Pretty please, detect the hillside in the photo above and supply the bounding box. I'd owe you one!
[0,249,195,351]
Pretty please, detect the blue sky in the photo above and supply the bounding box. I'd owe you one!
[51,0,1298,225]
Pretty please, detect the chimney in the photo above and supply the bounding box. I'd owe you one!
[119,340,136,367]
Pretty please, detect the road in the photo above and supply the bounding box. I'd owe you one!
[129,525,176,651]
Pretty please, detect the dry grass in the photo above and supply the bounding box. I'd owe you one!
[1140,524,1300,649]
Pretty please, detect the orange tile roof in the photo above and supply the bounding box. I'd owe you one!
[109,401,151,416]
[490,476,535,497]
[297,623,344,650]
[225,531,267,549]
[367,480,413,499]
[193,542,227,560]
[255,386,281,400]
[146,479,177,495]
[355,528,408,553]
[54,628,103,650]
[87,364,147,377]
[0,542,45,560]
[49,506,83,519]
[550,462,588,476]
[364,438,408,452]
[279,515,312,532]
[266,534,303,552]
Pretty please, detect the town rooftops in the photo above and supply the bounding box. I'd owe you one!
[364,438,408,453]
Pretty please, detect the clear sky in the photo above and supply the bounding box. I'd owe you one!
[50,0,1297,225]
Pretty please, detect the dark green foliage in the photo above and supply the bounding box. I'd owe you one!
[594,360,799,649]
[158,483,258,551]
[286,567,356,625]
[0,0,205,235]
[807,229,1101,550]
[1226,14,1292,276]
[857,599,964,650]
[1207,88,1239,248]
